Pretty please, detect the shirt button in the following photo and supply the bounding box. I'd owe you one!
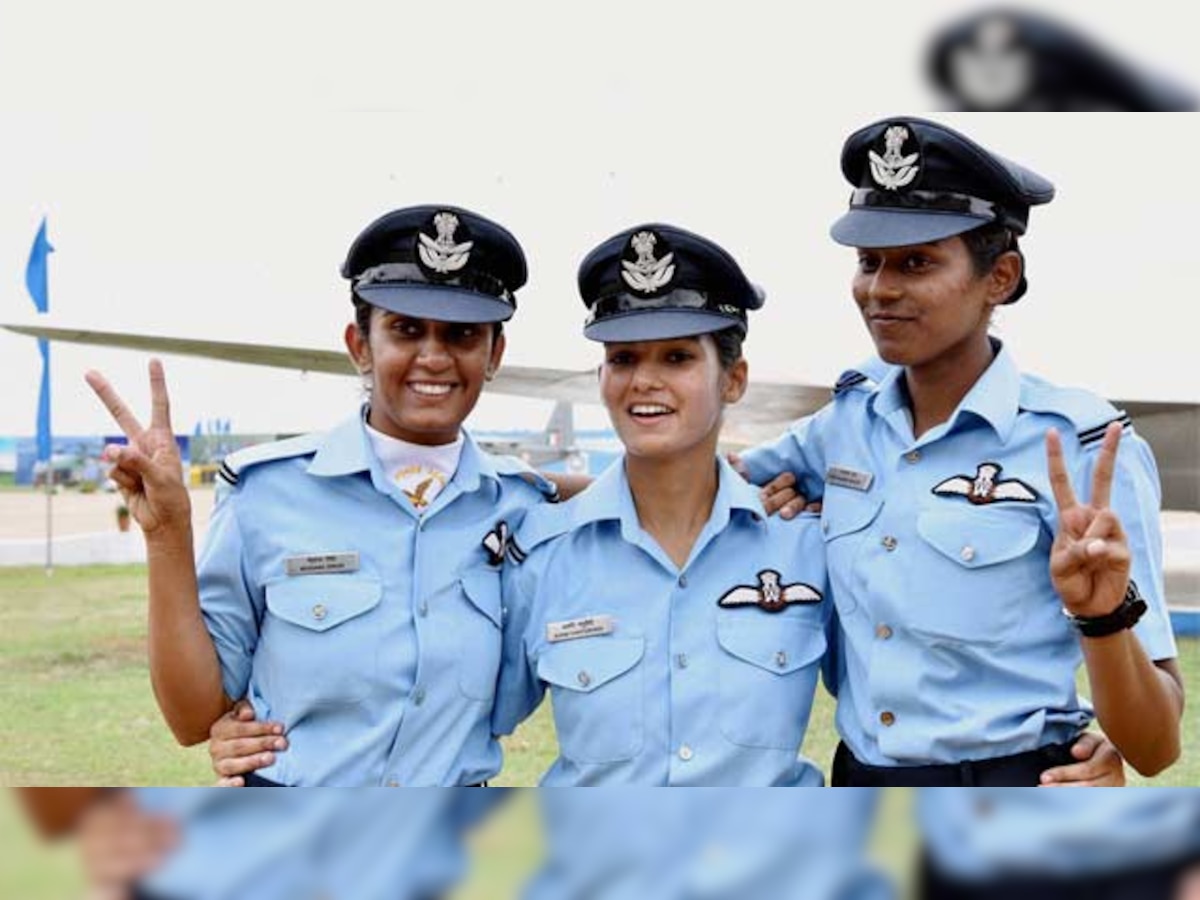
[413,687,426,706]
[386,779,400,787]
[880,711,896,727]
[577,671,592,688]
[960,546,976,562]
[774,651,788,669]
[822,521,830,534]
[311,603,327,621]
[905,450,921,464]
[876,624,893,640]
[678,574,688,588]
[676,653,689,669]
[418,601,429,617]
[678,745,694,762]
[882,536,898,552]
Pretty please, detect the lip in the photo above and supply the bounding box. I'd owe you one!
[407,382,457,399]
[625,403,676,425]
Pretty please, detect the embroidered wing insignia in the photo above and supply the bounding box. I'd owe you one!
[718,569,823,613]
[932,463,1038,505]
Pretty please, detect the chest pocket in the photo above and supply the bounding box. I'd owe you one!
[820,492,883,616]
[536,636,644,764]
[262,575,383,706]
[457,567,504,702]
[716,617,826,750]
[911,507,1046,646]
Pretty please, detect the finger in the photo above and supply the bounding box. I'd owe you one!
[107,466,139,495]
[234,699,256,719]
[1083,508,1126,545]
[215,752,275,777]
[85,371,145,441]
[1069,731,1101,759]
[760,486,798,516]
[1088,421,1123,510]
[803,500,823,515]
[102,444,156,481]
[215,776,245,787]
[212,736,288,761]
[780,497,808,520]
[1044,428,1078,513]
[210,717,285,741]
[725,452,748,479]
[148,359,174,433]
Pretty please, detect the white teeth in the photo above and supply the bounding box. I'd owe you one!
[630,404,672,416]
[410,383,453,396]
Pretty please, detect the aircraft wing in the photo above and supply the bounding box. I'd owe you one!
[6,321,1196,507]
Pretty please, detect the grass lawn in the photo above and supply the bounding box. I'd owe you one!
[0,564,1196,897]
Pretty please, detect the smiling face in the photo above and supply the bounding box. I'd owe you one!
[599,335,747,462]
[345,307,504,445]
[851,235,1018,371]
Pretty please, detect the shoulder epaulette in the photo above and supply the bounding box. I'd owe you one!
[1018,378,1131,448]
[832,356,892,397]
[490,454,561,501]
[508,500,575,564]
[217,432,327,487]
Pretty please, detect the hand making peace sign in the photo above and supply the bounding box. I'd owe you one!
[1046,421,1132,620]
[85,360,192,537]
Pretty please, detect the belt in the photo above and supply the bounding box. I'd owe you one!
[832,739,1076,787]
[243,773,489,787]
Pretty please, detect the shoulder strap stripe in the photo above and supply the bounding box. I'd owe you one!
[832,373,868,395]
[217,463,238,487]
[506,539,528,564]
[1078,413,1132,445]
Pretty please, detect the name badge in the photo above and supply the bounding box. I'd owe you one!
[826,465,874,492]
[285,552,360,576]
[546,615,615,643]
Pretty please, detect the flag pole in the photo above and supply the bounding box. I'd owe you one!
[27,217,55,577]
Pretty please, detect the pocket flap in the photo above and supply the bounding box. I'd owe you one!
[265,576,382,632]
[460,567,503,628]
[917,509,1041,568]
[820,495,883,542]
[537,637,644,693]
[717,618,826,675]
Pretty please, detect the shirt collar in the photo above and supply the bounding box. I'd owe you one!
[867,339,1021,443]
[307,406,500,489]
[570,454,765,539]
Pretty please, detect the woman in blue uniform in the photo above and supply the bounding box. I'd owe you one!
[86,205,557,786]
[484,222,834,786]
[739,117,1184,786]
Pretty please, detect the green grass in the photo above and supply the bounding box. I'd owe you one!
[0,565,1195,897]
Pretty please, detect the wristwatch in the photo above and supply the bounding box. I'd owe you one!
[1066,580,1148,638]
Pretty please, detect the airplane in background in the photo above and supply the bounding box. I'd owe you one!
[4,321,1196,512]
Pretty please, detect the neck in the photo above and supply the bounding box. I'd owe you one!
[624,441,719,569]
[904,336,996,438]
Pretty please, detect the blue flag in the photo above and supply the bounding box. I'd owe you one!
[26,218,54,462]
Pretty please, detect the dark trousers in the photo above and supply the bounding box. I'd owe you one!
[921,850,1200,900]
[831,740,1076,786]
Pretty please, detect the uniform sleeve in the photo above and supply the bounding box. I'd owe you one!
[738,413,827,501]
[493,551,547,736]
[196,486,265,701]
[1072,430,1177,661]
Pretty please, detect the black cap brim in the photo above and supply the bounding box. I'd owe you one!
[583,309,743,343]
[830,208,992,248]
[354,284,514,324]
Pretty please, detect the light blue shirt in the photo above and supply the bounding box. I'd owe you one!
[527,789,892,900]
[741,343,1175,767]
[496,456,829,786]
[198,410,552,785]
[917,788,1200,879]
[134,787,504,900]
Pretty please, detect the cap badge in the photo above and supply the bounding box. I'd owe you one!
[869,125,920,191]
[717,569,823,613]
[418,211,473,274]
[932,462,1038,505]
[621,230,676,294]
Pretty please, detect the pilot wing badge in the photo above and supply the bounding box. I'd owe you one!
[718,570,823,613]
[932,462,1038,505]
[868,124,921,191]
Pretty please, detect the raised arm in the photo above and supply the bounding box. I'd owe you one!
[1046,422,1183,776]
[86,361,232,744]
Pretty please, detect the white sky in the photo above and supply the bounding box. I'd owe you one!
[1,0,1196,437]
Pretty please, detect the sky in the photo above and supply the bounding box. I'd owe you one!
[1,0,1197,437]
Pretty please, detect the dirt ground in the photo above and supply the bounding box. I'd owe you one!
[0,486,215,540]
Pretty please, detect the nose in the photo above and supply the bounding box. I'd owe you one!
[415,334,453,371]
[864,266,903,305]
[630,360,664,393]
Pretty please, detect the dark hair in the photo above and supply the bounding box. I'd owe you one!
[709,326,745,370]
[961,223,1027,304]
[351,293,503,340]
